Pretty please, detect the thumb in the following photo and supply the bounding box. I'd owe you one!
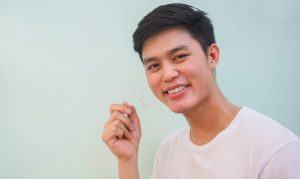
[123,103,141,129]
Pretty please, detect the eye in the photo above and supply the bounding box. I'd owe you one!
[174,54,189,61]
[147,63,160,71]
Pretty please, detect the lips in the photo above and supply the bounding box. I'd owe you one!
[163,84,190,95]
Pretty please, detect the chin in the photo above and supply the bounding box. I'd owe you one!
[167,103,190,114]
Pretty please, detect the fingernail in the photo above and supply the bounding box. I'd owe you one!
[122,113,128,118]
[125,109,131,115]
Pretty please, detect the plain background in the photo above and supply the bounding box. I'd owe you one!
[1,0,299,178]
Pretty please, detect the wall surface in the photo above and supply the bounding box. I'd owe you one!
[1,0,299,178]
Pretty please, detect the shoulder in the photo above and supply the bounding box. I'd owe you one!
[238,107,298,143]
[237,107,299,171]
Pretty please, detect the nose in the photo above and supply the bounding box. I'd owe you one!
[162,64,180,82]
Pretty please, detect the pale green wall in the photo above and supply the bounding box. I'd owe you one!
[0,0,299,178]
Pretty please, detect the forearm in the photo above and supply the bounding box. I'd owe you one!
[118,155,140,179]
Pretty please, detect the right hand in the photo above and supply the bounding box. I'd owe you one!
[102,103,142,161]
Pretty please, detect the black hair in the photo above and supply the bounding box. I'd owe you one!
[133,3,216,61]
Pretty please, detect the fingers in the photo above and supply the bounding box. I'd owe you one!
[123,103,140,126]
[103,103,136,143]
[110,104,132,116]
[108,111,135,131]
[103,119,132,141]
[115,121,133,139]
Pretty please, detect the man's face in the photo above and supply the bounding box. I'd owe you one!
[142,28,218,113]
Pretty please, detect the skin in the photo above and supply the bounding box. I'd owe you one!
[102,27,240,179]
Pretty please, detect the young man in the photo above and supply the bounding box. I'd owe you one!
[102,3,300,179]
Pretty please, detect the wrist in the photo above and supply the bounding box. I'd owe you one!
[118,154,138,165]
[118,155,139,179]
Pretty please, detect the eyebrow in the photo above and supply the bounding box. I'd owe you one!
[142,45,189,65]
[167,45,189,56]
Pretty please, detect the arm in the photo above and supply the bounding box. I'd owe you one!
[102,103,142,179]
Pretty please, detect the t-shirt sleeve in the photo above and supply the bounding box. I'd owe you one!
[259,139,300,179]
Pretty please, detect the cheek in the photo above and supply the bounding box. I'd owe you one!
[146,73,161,94]
[182,61,212,87]
[182,62,203,78]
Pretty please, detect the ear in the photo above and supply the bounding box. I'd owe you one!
[207,44,220,70]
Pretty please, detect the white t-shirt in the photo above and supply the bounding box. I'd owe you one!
[151,107,300,179]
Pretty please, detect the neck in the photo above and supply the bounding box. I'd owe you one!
[183,86,240,146]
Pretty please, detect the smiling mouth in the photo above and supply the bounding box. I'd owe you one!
[163,84,190,95]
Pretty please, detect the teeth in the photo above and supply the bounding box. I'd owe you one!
[167,85,187,94]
